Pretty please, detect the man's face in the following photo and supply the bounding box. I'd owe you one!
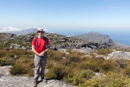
[38,31,44,36]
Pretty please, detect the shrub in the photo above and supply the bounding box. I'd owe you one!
[101,72,130,87]
[27,68,34,77]
[70,70,95,85]
[124,68,130,77]
[68,54,80,62]
[29,61,34,68]
[80,62,88,70]
[45,65,65,80]
[10,63,28,75]
[96,48,112,56]
[0,51,6,58]
[48,50,64,61]
[10,63,24,75]
[100,61,115,72]
[79,77,102,87]
[46,61,53,69]
[0,58,15,66]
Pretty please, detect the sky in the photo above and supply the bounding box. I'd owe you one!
[0,0,130,45]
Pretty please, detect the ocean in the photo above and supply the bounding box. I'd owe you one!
[112,38,130,46]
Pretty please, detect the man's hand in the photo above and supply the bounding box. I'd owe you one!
[39,51,45,56]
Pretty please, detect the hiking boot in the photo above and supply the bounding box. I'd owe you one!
[33,81,37,87]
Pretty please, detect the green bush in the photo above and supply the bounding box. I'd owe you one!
[45,65,65,80]
[10,63,24,75]
[70,70,95,85]
[0,51,6,58]
[10,63,28,75]
[100,61,114,72]
[124,68,130,77]
[80,62,88,70]
[0,58,15,66]
[79,78,102,87]
[46,61,53,69]
[68,55,80,62]
[27,68,34,77]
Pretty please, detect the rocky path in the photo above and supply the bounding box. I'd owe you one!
[0,66,75,87]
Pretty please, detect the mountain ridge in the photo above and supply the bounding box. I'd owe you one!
[73,32,129,48]
[2,28,38,35]
[1,28,129,48]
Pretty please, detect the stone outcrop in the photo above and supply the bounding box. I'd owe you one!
[0,66,75,87]
[10,43,27,50]
[72,47,95,54]
[107,51,130,60]
[0,76,75,87]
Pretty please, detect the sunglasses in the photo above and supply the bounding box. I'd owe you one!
[38,31,43,33]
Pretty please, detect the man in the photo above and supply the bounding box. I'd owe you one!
[32,28,50,87]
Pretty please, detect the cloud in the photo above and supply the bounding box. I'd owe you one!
[26,26,48,32]
[0,27,22,32]
[67,34,75,37]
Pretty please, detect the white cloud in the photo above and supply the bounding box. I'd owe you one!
[26,26,48,32]
[67,34,75,37]
[0,27,22,32]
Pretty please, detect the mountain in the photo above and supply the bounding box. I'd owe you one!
[5,28,38,35]
[73,32,129,48]
[74,32,114,43]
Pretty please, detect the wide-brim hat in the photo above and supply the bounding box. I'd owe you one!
[37,28,45,33]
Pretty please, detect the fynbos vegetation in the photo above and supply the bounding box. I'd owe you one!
[1,46,130,86]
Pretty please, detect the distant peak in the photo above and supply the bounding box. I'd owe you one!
[89,32,99,34]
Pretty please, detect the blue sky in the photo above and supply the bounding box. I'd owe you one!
[0,0,130,45]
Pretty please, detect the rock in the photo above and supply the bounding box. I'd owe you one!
[14,55,18,59]
[96,55,107,59]
[0,65,12,76]
[59,37,67,42]
[58,49,69,55]
[116,60,128,68]
[22,46,27,50]
[72,47,95,54]
[107,51,130,60]
[50,45,57,50]
[0,65,75,87]
[0,76,75,87]
[10,44,21,49]
[95,73,105,77]
[81,55,92,58]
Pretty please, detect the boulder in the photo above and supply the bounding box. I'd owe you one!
[116,60,128,68]
[107,51,130,60]
[22,46,27,50]
[10,44,21,49]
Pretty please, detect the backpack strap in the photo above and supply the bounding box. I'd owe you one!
[43,36,47,45]
[35,36,38,49]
